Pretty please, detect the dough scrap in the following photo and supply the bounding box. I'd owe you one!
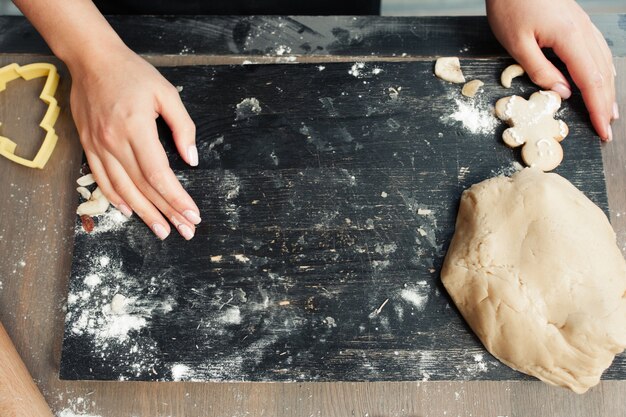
[441,168,626,394]
[434,57,466,84]
[461,80,484,98]
[495,91,568,172]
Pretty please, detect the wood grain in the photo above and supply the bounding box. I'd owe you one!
[1,15,625,57]
[0,17,625,417]
[60,62,616,383]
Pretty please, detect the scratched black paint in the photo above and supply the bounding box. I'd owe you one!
[60,61,621,382]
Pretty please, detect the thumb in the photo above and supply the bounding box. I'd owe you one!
[511,39,572,99]
[158,85,198,167]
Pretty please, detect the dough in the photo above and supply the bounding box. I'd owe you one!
[495,91,568,172]
[434,57,465,84]
[441,168,626,393]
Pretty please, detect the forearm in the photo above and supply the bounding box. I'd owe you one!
[12,0,126,69]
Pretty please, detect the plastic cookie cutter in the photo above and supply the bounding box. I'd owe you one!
[0,63,60,169]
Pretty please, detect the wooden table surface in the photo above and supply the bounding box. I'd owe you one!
[0,15,625,417]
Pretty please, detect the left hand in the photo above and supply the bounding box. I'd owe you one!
[486,0,618,141]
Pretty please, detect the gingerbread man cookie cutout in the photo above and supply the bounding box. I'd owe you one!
[495,91,569,172]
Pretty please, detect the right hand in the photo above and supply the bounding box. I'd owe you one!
[68,44,201,240]
[487,0,618,141]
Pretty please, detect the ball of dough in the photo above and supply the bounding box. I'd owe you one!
[441,168,626,393]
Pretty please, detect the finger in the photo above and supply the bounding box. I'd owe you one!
[84,151,133,218]
[157,84,198,167]
[509,37,572,99]
[125,119,202,226]
[586,31,616,134]
[105,137,198,240]
[553,33,612,140]
[101,152,172,240]
[591,25,618,120]
[124,160,198,241]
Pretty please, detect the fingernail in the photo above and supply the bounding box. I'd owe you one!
[551,82,571,100]
[178,223,195,240]
[152,223,169,240]
[606,125,613,142]
[187,145,199,167]
[118,204,133,218]
[183,209,202,224]
[613,64,617,77]
[613,102,620,120]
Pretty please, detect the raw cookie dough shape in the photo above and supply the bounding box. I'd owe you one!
[441,168,626,394]
[0,63,60,169]
[495,91,568,172]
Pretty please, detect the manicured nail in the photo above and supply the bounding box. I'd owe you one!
[187,145,199,167]
[183,209,202,224]
[118,204,133,218]
[152,223,169,240]
[613,102,620,120]
[551,82,571,100]
[606,125,613,142]
[178,223,195,240]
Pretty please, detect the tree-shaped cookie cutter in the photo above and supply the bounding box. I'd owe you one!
[0,63,60,169]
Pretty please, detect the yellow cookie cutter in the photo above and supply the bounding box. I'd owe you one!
[0,63,60,169]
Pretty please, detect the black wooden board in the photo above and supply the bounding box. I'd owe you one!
[60,60,623,382]
[2,15,626,57]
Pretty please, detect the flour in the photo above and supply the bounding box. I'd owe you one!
[491,161,524,177]
[76,208,129,235]
[56,397,101,417]
[171,363,191,381]
[443,98,497,135]
[64,248,176,378]
[220,306,242,325]
[57,410,102,417]
[348,62,365,77]
[274,45,291,55]
[235,98,262,120]
[348,62,383,78]
[400,281,430,311]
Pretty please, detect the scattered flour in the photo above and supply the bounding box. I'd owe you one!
[458,166,471,182]
[491,161,525,177]
[235,98,262,120]
[274,45,291,55]
[76,208,129,235]
[64,250,176,379]
[234,254,250,263]
[83,274,101,288]
[324,316,337,328]
[400,282,430,311]
[349,62,365,77]
[220,307,242,325]
[443,98,497,135]
[57,410,102,417]
[171,363,191,381]
[348,62,384,78]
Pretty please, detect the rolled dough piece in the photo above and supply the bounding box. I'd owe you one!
[441,168,626,394]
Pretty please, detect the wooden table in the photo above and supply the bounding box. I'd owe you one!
[0,15,625,417]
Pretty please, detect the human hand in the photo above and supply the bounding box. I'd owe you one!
[68,43,201,240]
[486,0,618,141]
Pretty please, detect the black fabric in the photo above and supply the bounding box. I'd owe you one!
[92,0,381,15]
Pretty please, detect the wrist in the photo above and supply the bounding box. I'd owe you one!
[58,33,129,74]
